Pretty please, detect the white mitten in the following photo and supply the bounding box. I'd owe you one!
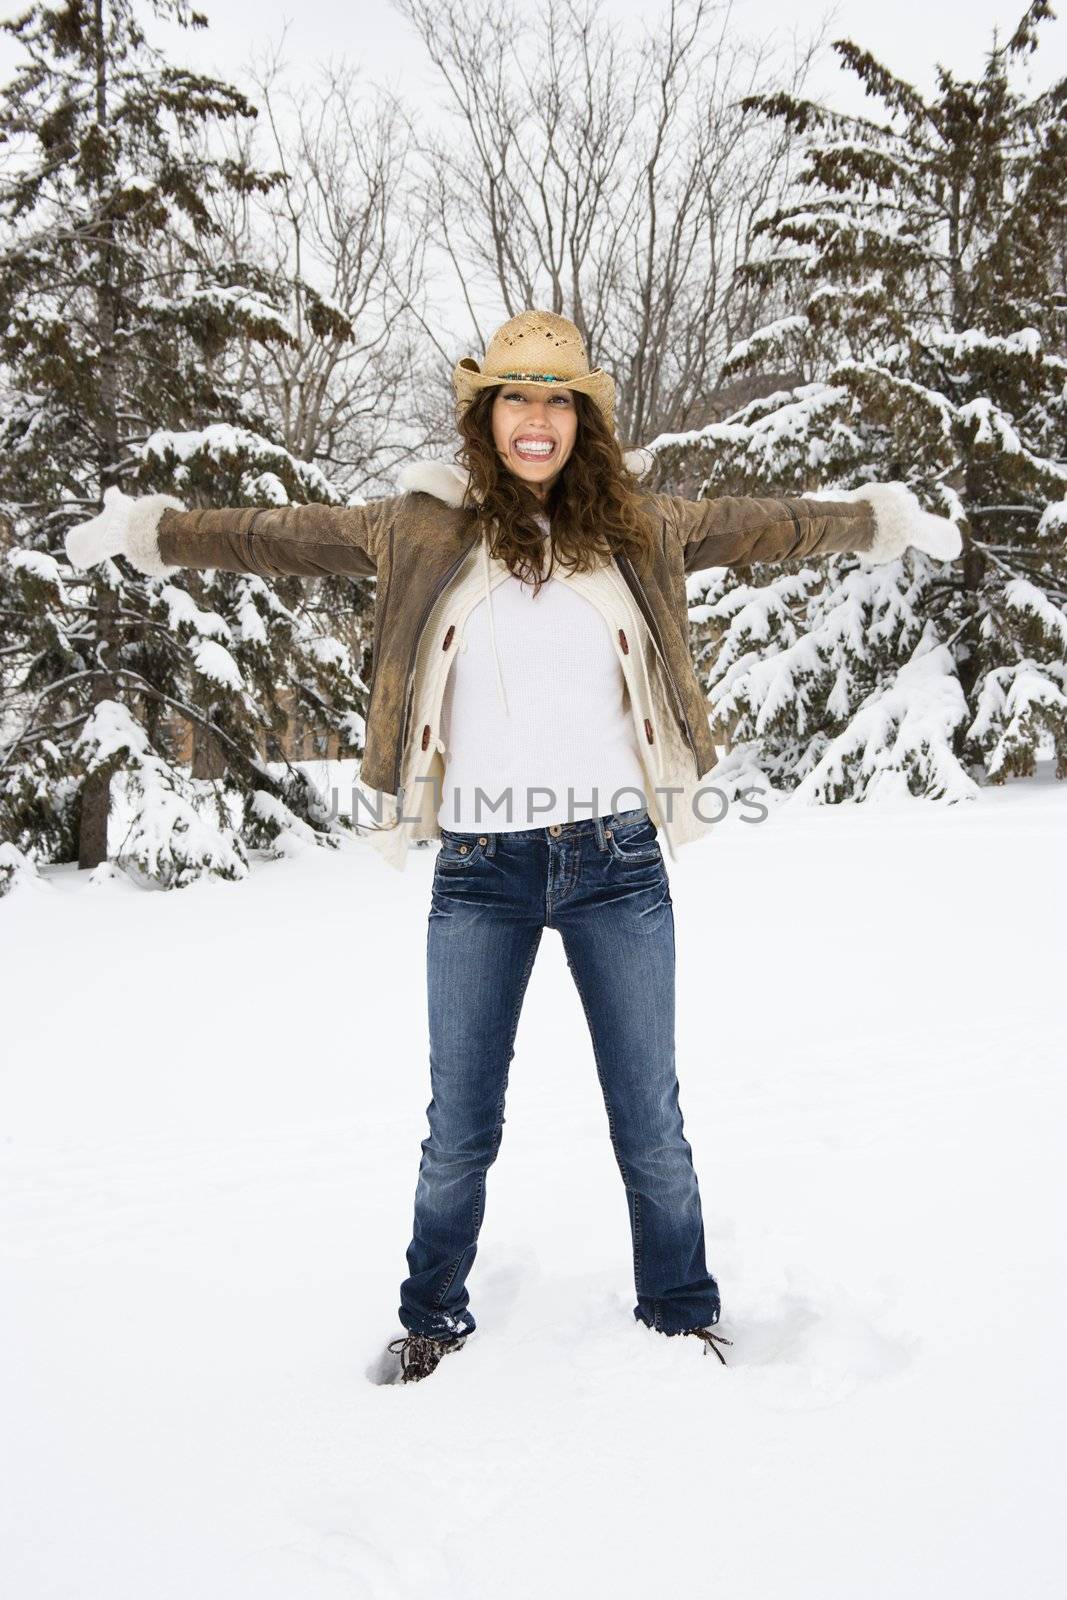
[833,481,962,566]
[622,446,656,479]
[65,486,184,577]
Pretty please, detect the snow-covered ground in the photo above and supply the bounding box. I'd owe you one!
[2,770,1065,1599]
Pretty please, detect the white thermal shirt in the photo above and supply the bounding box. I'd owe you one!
[436,515,648,831]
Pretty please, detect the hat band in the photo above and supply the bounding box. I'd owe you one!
[498,370,572,383]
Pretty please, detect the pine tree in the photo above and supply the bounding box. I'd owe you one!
[655,2,1067,800]
[0,0,367,890]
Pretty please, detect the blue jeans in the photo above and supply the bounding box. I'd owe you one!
[398,807,721,1338]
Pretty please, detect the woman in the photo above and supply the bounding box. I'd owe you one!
[66,310,961,1384]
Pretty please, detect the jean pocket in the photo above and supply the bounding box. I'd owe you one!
[604,811,661,864]
[435,830,489,870]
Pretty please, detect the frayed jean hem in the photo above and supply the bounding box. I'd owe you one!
[397,1308,476,1340]
[634,1302,722,1336]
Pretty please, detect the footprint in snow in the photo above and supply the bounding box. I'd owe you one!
[717,1286,916,1411]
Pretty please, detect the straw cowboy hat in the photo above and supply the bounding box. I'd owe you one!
[453,310,617,434]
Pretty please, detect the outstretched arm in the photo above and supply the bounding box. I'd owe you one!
[65,486,400,579]
[655,483,962,574]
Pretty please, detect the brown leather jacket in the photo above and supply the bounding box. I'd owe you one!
[156,464,876,795]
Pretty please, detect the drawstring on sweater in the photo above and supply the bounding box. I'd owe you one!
[481,529,509,717]
[478,512,552,718]
[478,514,665,792]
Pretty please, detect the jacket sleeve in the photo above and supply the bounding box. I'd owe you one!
[659,491,877,575]
[155,493,405,579]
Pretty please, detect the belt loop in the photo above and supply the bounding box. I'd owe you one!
[593,814,609,853]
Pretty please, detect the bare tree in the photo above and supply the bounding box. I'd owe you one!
[198,43,449,495]
[392,0,821,444]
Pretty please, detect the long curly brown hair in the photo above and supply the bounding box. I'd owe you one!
[454,388,656,595]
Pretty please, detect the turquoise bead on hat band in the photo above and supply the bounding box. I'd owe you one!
[499,371,566,383]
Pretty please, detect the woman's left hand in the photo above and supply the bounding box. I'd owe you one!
[850,482,963,566]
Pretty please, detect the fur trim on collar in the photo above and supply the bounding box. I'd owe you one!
[396,459,471,508]
[395,447,655,509]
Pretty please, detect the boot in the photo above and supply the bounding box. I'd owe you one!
[386,1331,468,1384]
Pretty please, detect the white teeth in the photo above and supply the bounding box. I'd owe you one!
[514,440,554,456]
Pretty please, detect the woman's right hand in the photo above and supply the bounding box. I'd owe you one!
[65,486,184,575]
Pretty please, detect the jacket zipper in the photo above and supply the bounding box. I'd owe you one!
[391,532,479,791]
[614,551,699,763]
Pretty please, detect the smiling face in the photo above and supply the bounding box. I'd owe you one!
[491,383,578,499]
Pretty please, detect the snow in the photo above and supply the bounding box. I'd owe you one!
[191,637,243,689]
[158,583,232,642]
[1038,497,1067,538]
[777,206,922,247]
[958,397,1026,455]
[696,558,965,792]
[724,315,807,369]
[956,401,1067,479]
[139,425,344,504]
[71,697,152,767]
[792,631,976,802]
[242,471,290,506]
[234,587,270,646]
[924,326,1043,361]
[2,768,1064,1598]
[72,703,249,886]
[0,841,46,895]
[1002,578,1067,653]
[306,635,352,669]
[140,288,292,343]
[249,788,323,852]
[967,659,1067,777]
[649,383,851,460]
[6,547,64,589]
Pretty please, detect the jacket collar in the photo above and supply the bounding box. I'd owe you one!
[395,448,655,509]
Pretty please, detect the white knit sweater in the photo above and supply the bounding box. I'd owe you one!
[437,515,647,829]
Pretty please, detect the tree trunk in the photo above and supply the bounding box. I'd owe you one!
[191,719,227,779]
[77,736,112,867]
[78,0,119,870]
